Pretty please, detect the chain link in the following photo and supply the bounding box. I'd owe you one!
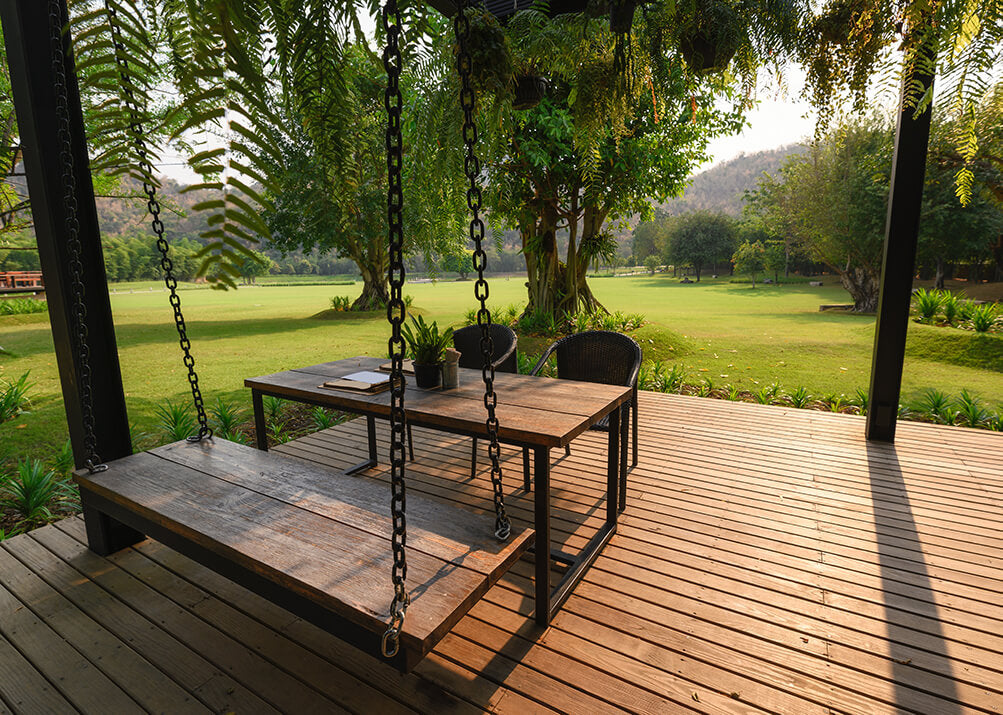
[381,0,409,659]
[105,2,211,441]
[47,0,105,473]
[453,1,510,542]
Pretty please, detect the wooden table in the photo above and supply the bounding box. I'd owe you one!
[245,356,631,626]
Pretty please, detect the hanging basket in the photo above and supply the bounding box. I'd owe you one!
[512,75,548,111]
[608,1,637,34]
[679,30,739,74]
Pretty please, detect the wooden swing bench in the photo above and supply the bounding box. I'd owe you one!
[74,437,534,673]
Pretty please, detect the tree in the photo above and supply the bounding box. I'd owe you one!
[632,216,671,262]
[238,250,272,285]
[746,104,1003,309]
[644,255,660,275]
[665,212,737,282]
[745,119,890,311]
[732,240,765,288]
[261,48,459,309]
[441,251,473,280]
[763,242,787,284]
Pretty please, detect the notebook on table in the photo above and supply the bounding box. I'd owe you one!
[320,370,392,393]
[379,359,414,374]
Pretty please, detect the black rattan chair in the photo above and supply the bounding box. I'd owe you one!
[528,330,641,506]
[452,324,523,483]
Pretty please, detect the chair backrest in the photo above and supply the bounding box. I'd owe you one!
[551,331,642,388]
[452,323,518,373]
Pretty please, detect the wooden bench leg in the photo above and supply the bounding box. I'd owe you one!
[81,491,143,556]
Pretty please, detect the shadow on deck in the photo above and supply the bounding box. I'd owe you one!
[0,392,1000,713]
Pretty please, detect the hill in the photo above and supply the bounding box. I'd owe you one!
[655,144,806,218]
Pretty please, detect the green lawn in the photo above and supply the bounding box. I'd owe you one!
[2,274,1000,462]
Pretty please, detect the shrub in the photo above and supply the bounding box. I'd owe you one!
[726,384,743,401]
[154,400,197,441]
[968,303,1000,333]
[752,385,774,404]
[914,389,955,424]
[912,288,944,323]
[0,298,48,316]
[955,389,989,428]
[642,361,685,393]
[941,293,960,325]
[0,371,33,424]
[785,385,812,409]
[49,440,76,479]
[210,396,245,434]
[262,396,286,422]
[696,378,715,398]
[852,388,869,415]
[311,406,338,431]
[0,459,76,529]
[330,295,351,311]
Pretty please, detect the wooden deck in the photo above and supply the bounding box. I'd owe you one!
[1,391,1001,713]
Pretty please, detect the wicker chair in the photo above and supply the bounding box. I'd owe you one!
[527,330,641,502]
[452,324,522,482]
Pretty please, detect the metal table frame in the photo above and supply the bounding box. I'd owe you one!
[249,370,628,628]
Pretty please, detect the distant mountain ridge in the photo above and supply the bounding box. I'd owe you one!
[656,144,806,218]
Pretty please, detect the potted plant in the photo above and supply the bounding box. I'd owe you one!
[401,316,454,388]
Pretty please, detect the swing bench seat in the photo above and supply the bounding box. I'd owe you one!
[74,437,534,673]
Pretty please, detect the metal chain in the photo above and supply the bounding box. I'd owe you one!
[380,0,409,660]
[453,1,511,542]
[47,0,105,473]
[105,2,211,441]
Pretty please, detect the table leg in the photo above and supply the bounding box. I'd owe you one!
[368,416,378,462]
[534,446,551,627]
[345,415,379,475]
[252,391,267,451]
[609,404,622,523]
[620,403,628,513]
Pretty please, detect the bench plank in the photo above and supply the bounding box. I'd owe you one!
[75,440,533,671]
[151,439,529,576]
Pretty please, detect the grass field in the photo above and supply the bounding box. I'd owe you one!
[1,274,1000,462]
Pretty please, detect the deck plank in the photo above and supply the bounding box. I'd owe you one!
[0,391,1001,713]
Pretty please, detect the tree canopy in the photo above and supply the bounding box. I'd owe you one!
[20,0,1003,288]
[665,211,737,281]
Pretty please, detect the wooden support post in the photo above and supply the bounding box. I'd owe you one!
[866,39,936,443]
[0,0,131,466]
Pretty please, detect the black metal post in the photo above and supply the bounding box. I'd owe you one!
[866,41,936,443]
[0,0,132,465]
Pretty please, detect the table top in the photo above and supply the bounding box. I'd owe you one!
[245,356,631,448]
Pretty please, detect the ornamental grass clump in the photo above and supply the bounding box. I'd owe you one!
[912,288,944,323]
[785,385,812,408]
[940,292,960,325]
[0,371,32,424]
[0,459,77,530]
[968,303,1000,333]
[955,389,990,428]
[155,400,197,441]
[915,389,956,425]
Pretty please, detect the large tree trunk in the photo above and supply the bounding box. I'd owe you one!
[839,265,880,312]
[523,204,563,316]
[353,267,389,310]
[934,257,946,290]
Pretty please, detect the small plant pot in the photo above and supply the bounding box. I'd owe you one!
[513,75,547,111]
[413,362,442,389]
